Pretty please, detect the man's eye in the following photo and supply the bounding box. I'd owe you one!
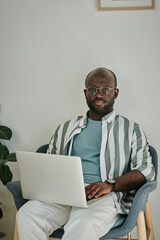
[88,87,96,92]
[103,87,109,92]
[102,87,109,93]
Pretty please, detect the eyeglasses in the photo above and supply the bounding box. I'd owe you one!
[86,86,114,96]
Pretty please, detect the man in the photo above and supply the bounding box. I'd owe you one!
[17,67,155,240]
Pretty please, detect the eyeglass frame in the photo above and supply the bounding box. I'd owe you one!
[85,85,116,96]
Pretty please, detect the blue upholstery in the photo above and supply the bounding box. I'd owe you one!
[7,145,158,239]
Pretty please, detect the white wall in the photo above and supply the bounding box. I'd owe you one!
[0,0,160,239]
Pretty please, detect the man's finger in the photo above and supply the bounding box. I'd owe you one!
[85,183,97,195]
[94,189,105,198]
[87,187,100,199]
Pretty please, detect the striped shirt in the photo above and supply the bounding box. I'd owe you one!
[47,111,155,214]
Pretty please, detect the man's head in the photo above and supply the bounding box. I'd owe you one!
[84,67,119,121]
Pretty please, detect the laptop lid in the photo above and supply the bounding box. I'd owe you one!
[16,151,88,208]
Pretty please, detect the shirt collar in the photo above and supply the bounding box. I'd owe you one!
[78,110,116,128]
[102,110,116,123]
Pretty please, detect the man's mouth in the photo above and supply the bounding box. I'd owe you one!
[93,99,105,106]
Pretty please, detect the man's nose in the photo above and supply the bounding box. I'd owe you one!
[95,89,104,96]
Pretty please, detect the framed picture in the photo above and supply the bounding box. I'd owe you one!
[98,0,155,10]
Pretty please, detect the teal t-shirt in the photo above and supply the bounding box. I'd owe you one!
[71,118,102,184]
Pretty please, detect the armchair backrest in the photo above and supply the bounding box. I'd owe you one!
[36,144,49,154]
[149,145,158,180]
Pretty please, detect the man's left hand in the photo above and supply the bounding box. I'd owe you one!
[85,182,112,200]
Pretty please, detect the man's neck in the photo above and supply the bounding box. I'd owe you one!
[88,110,112,121]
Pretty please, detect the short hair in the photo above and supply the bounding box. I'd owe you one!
[85,67,117,88]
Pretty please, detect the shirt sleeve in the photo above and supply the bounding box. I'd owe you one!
[130,123,155,182]
[47,125,61,154]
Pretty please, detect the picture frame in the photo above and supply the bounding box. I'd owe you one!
[98,0,155,11]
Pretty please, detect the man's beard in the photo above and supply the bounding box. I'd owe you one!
[86,97,115,116]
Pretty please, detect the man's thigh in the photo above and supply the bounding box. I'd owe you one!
[17,200,72,230]
[71,193,118,216]
[64,194,119,238]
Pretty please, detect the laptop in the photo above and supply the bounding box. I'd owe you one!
[16,151,97,208]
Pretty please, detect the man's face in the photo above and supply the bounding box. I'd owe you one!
[84,70,119,118]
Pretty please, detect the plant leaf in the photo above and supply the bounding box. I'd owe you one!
[0,159,8,167]
[0,165,13,185]
[0,145,9,159]
[0,126,12,140]
[6,153,17,162]
[0,207,3,219]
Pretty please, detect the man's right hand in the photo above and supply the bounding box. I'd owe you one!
[85,181,112,200]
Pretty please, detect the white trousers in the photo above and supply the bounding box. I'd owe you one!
[17,194,119,240]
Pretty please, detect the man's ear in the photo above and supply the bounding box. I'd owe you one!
[84,89,87,98]
[114,88,119,99]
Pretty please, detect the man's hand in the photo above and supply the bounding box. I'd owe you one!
[85,182,112,200]
[85,170,146,200]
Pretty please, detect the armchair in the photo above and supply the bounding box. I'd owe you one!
[7,145,158,240]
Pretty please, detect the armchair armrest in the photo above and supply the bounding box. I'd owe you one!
[7,181,29,210]
[6,145,49,210]
[124,180,157,227]
[105,179,157,239]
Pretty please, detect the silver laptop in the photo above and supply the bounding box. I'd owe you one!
[16,151,92,208]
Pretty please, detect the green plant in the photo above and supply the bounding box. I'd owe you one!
[0,203,2,219]
[0,125,17,185]
[0,125,17,219]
